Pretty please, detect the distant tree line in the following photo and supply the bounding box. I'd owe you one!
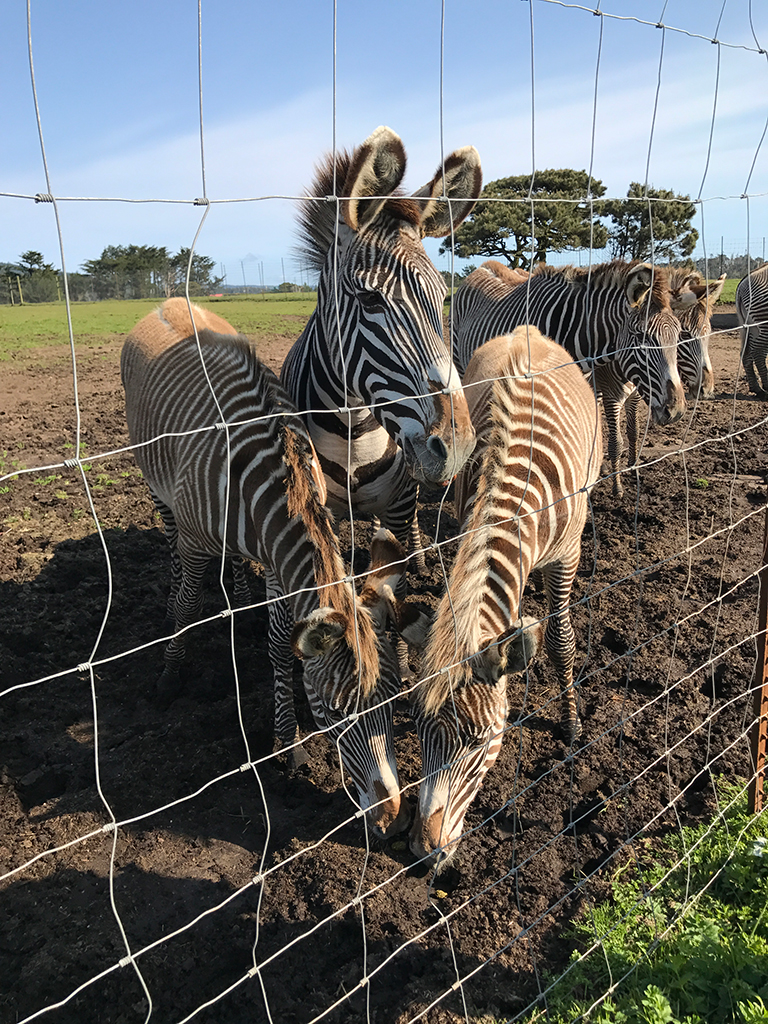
[1,245,223,305]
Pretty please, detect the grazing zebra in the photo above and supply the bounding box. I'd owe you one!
[281,126,482,565]
[410,326,602,866]
[736,264,768,397]
[121,298,413,836]
[595,269,725,495]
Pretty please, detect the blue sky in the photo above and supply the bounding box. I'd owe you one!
[2,0,768,287]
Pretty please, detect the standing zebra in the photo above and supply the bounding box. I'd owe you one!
[736,264,768,397]
[281,126,482,565]
[451,259,686,424]
[410,326,602,865]
[121,298,411,836]
[595,269,725,495]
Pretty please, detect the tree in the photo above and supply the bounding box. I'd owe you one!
[439,169,608,269]
[80,245,222,299]
[599,183,699,262]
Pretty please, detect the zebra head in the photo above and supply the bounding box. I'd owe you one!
[298,126,482,486]
[669,270,726,399]
[409,616,544,868]
[614,264,686,426]
[292,529,415,838]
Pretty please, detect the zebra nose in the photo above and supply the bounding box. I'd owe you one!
[426,434,448,463]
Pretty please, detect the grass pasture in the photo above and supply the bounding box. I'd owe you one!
[0,292,318,360]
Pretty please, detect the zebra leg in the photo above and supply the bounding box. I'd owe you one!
[379,479,425,573]
[158,549,209,704]
[625,387,642,488]
[265,570,309,768]
[542,560,581,744]
[600,394,625,498]
[755,331,768,396]
[741,328,765,397]
[150,492,182,633]
[230,556,251,608]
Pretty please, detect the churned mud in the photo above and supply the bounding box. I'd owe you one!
[1,308,766,1023]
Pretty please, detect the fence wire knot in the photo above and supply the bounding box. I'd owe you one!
[77,662,91,673]
[118,955,134,968]
[64,458,79,469]
[34,193,54,203]
[193,197,210,206]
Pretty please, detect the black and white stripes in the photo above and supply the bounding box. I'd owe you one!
[736,264,768,398]
[281,126,482,557]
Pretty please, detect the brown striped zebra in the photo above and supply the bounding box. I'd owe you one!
[409,326,602,865]
[121,298,413,836]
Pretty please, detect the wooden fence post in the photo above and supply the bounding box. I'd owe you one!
[748,504,768,815]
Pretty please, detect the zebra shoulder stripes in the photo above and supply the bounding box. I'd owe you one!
[736,264,768,398]
[410,326,602,866]
[280,126,481,562]
[121,298,410,836]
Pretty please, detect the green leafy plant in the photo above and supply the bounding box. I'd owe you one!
[519,780,768,1024]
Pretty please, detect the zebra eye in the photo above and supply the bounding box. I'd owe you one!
[358,289,382,310]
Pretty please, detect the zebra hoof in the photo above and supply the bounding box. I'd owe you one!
[156,667,183,707]
[289,744,310,770]
[559,717,583,747]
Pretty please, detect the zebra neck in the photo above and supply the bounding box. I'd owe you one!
[432,522,530,676]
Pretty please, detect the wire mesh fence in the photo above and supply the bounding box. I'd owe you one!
[1,2,768,1023]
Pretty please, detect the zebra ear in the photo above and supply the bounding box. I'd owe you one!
[625,264,654,307]
[292,608,348,659]
[413,146,483,238]
[342,126,407,233]
[396,599,433,652]
[706,273,727,307]
[669,274,701,310]
[474,616,544,684]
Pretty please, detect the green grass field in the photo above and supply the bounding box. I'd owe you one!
[0,293,318,360]
[0,279,739,360]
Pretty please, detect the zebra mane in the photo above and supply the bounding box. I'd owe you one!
[294,149,422,273]
[418,370,516,716]
[281,425,379,693]
[531,259,672,307]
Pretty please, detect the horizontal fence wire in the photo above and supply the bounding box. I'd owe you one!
[2,2,768,1023]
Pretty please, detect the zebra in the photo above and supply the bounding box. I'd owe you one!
[451,259,694,498]
[595,269,725,495]
[121,298,417,836]
[452,258,685,419]
[280,126,482,567]
[736,264,768,397]
[409,325,602,866]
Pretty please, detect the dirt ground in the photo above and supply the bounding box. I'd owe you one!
[1,307,767,1024]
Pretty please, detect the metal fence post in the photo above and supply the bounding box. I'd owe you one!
[748,505,768,814]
